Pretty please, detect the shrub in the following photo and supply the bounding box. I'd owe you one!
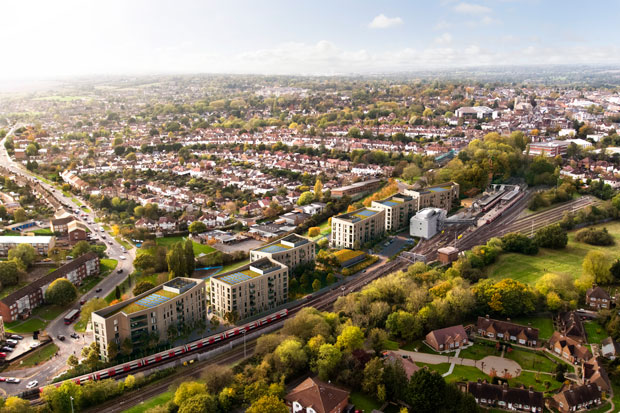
[575,227,614,246]
[501,232,539,255]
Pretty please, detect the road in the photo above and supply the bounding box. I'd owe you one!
[0,126,135,393]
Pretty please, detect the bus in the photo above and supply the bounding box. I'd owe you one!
[64,309,80,325]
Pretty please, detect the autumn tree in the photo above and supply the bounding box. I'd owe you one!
[45,278,77,305]
[246,395,288,413]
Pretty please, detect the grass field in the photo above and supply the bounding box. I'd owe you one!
[504,348,557,373]
[15,343,59,368]
[509,315,555,340]
[487,221,620,285]
[417,362,451,375]
[32,305,66,321]
[115,237,132,250]
[219,258,250,273]
[459,343,500,360]
[5,318,47,333]
[156,236,215,255]
[32,228,53,235]
[584,321,608,344]
[305,219,331,240]
[101,258,118,275]
[122,390,173,413]
[400,339,436,353]
[350,391,381,413]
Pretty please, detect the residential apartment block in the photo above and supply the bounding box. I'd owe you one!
[0,235,55,256]
[403,182,459,211]
[210,257,288,320]
[92,277,206,361]
[371,194,416,231]
[330,208,385,249]
[331,178,382,200]
[250,234,315,270]
[0,252,99,322]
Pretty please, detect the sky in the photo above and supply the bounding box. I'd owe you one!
[1,0,619,80]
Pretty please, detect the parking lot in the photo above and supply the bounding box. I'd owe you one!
[2,334,42,362]
[376,235,414,258]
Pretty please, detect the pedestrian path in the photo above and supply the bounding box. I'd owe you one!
[442,349,460,377]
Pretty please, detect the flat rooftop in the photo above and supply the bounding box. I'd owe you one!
[214,258,282,285]
[0,236,53,244]
[120,288,179,315]
[334,208,380,223]
[257,234,309,253]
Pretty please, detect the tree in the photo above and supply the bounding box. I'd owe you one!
[308,227,321,237]
[174,381,207,406]
[297,191,314,206]
[4,396,34,412]
[133,251,158,272]
[473,278,536,316]
[184,239,195,276]
[312,279,321,292]
[336,325,364,352]
[534,224,568,249]
[8,244,37,269]
[582,250,612,285]
[314,179,323,201]
[315,344,341,381]
[13,208,26,223]
[501,232,538,255]
[201,364,233,394]
[133,281,155,296]
[115,285,121,300]
[179,394,218,413]
[274,338,308,377]
[368,328,388,355]
[610,259,620,281]
[107,340,119,361]
[0,260,19,286]
[406,368,446,412]
[67,354,79,367]
[362,357,385,399]
[45,278,77,305]
[121,337,133,356]
[167,242,187,278]
[246,395,288,413]
[71,241,92,258]
[402,164,421,181]
[188,221,207,234]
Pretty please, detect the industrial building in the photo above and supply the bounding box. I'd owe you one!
[409,208,446,239]
[330,208,385,249]
[92,277,207,361]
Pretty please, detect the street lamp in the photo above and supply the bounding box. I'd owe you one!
[340,286,345,297]
[70,396,74,413]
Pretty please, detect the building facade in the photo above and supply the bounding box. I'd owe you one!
[210,257,288,320]
[371,193,416,232]
[476,316,539,347]
[0,252,99,322]
[250,234,315,270]
[330,208,385,249]
[331,179,382,200]
[586,286,611,310]
[92,277,206,361]
[425,324,469,353]
[409,208,446,239]
[404,182,459,211]
[464,380,543,412]
[0,236,55,256]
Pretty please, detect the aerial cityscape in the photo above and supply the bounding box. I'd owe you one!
[2,1,620,413]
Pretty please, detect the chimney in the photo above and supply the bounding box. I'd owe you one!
[506,317,511,322]
[486,314,490,320]
[529,386,534,393]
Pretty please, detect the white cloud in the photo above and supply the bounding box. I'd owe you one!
[453,2,492,14]
[434,20,452,30]
[368,14,403,29]
[434,33,453,45]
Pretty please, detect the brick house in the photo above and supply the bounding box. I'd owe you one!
[425,324,469,353]
[548,332,592,364]
[585,285,611,310]
[476,316,539,347]
[67,220,87,242]
[552,384,602,413]
[284,377,350,413]
[463,380,543,412]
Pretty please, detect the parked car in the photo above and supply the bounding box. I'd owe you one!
[70,333,79,339]
[0,353,6,359]
[0,377,6,382]
[26,380,38,389]
[117,269,123,273]
[95,288,102,293]
[1,346,13,352]
[6,339,18,346]
[6,378,20,383]
[119,256,126,260]
[57,335,65,341]
[29,341,40,349]
[80,299,86,305]
[9,335,23,340]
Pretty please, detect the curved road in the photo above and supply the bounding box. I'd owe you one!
[0,126,135,393]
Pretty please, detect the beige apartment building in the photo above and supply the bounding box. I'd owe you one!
[92,277,206,361]
[404,182,459,211]
[371,193,417,231]
[250,234,315,269]
[330,208,385,249]
[210,257,288,320]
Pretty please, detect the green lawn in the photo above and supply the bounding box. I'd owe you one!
[400,339,436,353]
[219,258,251,273]
[74,319,87,333]
[78,276,102,294]
[487,221,620,285]
[384,339,399,351]
[350,391,381,413]
[459,343,500,360]
[32,305,66,321]
[305,219,332,240]
[100,258,118,275]
[5,317,47,333]
[504,348,557,373]
[156,236,215,255]
[584,321,608,344]
[446,365,488,383]
[32,228,53,235]
[122,390,173,413]
[115,237,133,250]
[17,343,59,367]
[510,315,555,340]
[417,362,451,375]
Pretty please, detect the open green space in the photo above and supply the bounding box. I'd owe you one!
[32,228,53,235]
[584,321,608,344]
[115,237,133,250]
[14,343,59,368]
[509,315,555,340]
[5,317,47,333]
[305,218,331,240]
[487,220,620,285]
[400,339,435,353]
[384,339,399,351]
[503,348,557,373]
[32,305,66,321]
[459,343,500,360]
[219,258,251,273]
[156,236,215,255]
[350,391,381,413]
[101,258,118,275]
[122,390,173,413]
[416,362,451,375]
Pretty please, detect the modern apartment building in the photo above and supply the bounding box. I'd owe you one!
[92,277,206,361]
[371,194,416,231]
[0,252,100,322]
[210,257,288,320]
[250,234,315,270]
[330,208,385,249]
[404,182,459,212]
[0,235,55,256]
[331,178,382,200]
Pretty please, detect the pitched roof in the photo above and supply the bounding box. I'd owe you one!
[549,331,593,361]
[558,311,586,341]
[284,377,349,413]
[467,381,543,409]
[586,286,611,300]
[477,316,539,341]
[554,384,601,408]
[427,324,468,345]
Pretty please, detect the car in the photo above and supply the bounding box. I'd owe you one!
[1,346,12,353]
[26,380,38,389]
[0,377,6,382]
[121,247,127,253]
[29,341,40,349]
[57,335,65,341]
[6,378,20,384]
[0,353,6,359]
[66,255,73,260]
[9,335,23,341]
[6,339,18,346]
[117,268,123,273]
[95,288,102,293]
[70,333,79,339]
[120,256,126,260]
[80,299,86,305]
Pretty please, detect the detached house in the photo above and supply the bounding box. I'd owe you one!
[583,358,611,393]
[585,286,611,310]
[601,337,620,359]
[284,377,351,413]
[557,311,587,342]
[476,316,539,347]
[552,384,602,413]
[425,324,469,353]
[463,380,543,412]
[549,332,592,364]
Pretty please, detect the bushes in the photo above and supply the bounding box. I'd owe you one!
[341,256,379,276]
[534,224,568,249]
[575,227,614,246]
[501,232,539,255]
